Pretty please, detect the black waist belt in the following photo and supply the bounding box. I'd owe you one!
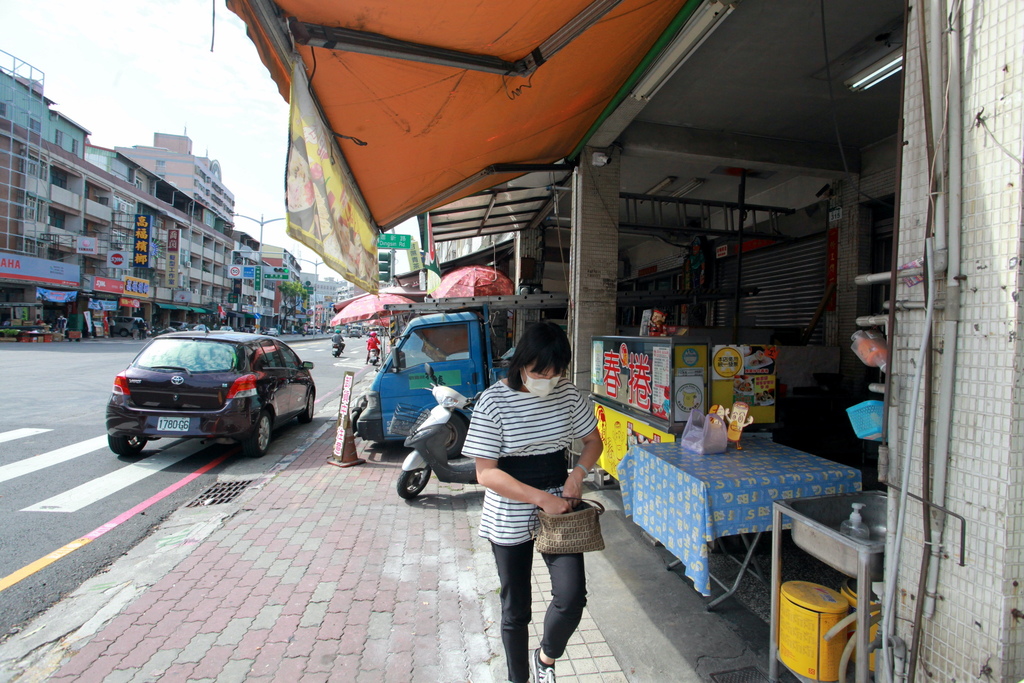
[498,449,567,489]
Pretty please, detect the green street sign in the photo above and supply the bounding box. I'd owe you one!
[377,233,412,249]
[254,266,262,289]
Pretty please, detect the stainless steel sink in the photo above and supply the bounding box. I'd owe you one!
[770,491,888,683]
[775,490,887,580]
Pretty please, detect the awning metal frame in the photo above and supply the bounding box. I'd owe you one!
[288,0,625,78]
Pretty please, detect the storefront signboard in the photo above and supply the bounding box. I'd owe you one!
[594,402,675,479]
[88,300,119,311]
[119,297,140,309]
[123,276,151,298]
[75,237,99,255]
[107,251,129,269]
[133,215,152,268]
[35,287,78,303]
[0,252,80,288]
[166,228,180,288]
[173,289,192,303]
[93,277,125,294]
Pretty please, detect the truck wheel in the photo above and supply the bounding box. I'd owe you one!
[397,466,432,499]
[444,412,468,459]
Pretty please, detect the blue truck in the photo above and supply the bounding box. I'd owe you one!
[351,294,568,455]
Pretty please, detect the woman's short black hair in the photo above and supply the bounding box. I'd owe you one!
[507,321,572,391]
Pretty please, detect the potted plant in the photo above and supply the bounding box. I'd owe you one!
[0,329,19,342]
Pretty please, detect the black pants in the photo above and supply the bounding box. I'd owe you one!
[491,540,586,683]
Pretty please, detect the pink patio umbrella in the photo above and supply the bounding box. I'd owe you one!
[329,292,415,327]
[432,265,514,298]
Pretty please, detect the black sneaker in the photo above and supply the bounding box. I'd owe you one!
[531,648,556,683]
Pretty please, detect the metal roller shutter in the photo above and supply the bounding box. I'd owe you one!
[714,233,827,343]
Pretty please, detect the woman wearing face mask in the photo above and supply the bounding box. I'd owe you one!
[463,321,603,683]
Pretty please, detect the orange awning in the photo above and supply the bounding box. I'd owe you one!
[228,0,688,229]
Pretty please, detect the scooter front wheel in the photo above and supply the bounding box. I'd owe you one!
[397,466,432,499]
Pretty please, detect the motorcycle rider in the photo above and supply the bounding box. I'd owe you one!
[331,328,345,356]
[366,330,381,364]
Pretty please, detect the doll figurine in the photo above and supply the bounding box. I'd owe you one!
[726,401,755,449]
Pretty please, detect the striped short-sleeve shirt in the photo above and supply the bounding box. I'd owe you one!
[463,379,598,546]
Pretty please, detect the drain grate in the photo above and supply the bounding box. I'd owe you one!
[187,479,257,507]
[710,667,771,683]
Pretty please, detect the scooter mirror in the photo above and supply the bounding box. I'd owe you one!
[424,363,438,384]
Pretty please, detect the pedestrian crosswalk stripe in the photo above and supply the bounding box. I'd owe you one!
[0,428,51,445]
[0,436,108,485]
[21,449,197,513]
[0,452,232,593]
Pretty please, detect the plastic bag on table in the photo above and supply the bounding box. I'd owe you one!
[679,410,728,455]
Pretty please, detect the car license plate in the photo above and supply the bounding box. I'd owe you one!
[157,416,191,432]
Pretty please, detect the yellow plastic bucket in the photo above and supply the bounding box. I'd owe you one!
[840,579,879,671]
[779,581,849,682]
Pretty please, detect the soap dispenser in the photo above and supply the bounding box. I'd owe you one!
[840,503,871,540]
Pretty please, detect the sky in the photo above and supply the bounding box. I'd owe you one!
[0,0,418,279]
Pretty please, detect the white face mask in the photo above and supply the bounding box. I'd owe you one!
[522,370,559,398]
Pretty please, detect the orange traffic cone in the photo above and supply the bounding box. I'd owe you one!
[327,414,365,468]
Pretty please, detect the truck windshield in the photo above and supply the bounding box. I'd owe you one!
[400,324,470,367]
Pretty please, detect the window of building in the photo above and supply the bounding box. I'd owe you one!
[29,118,41,133]
[50,167,68,189]
[0,102,7,118]
[47,208,66,229]
[111,228,132,250]
[54,130,64,146]
[156,160,166,172]
[71,139,79,155]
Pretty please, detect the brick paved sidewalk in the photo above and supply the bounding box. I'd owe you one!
[46,422,626,683]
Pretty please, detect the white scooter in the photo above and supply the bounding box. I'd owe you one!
[395,365,477,500]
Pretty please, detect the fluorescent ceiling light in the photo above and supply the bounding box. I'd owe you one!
[632,0,734,101]
[669,178,705,197]
[645,176,677,194]
[845,51,903,91]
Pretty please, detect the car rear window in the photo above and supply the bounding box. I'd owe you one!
[135,339,240,373]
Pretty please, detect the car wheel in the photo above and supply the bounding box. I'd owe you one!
[241,410,273,458]
[108,434,147,457]
[297,389,315,423]
[396,466,432,499]
[118,329,130,337]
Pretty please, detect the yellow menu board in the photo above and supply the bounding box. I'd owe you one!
[595,402,675,479]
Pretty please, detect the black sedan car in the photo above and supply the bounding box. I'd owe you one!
[106,331,316,458]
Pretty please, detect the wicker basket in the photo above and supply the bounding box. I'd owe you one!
[388,404,431,436]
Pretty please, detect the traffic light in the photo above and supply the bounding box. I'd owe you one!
[378,250,393,282]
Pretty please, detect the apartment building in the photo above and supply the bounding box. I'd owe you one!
[0,50,260,335]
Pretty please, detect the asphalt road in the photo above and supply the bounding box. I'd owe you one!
[0,333,371,640]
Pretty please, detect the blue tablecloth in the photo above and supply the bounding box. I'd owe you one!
[619,440,862,596]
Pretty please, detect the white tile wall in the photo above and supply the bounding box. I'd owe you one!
[892,1,1024,680]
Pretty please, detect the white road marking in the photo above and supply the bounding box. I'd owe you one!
[0,436,108,484]
[21,449,197,513]
[0,428,51,445]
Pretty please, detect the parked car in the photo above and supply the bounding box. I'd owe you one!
[265,327,280,337]
[111,316,147,337]
[105,331,316,458]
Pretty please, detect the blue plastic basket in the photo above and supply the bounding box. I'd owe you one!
[846,400,884,441]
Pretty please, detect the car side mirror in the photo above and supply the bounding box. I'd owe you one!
[392,349,405,371]
[302,361,314,370]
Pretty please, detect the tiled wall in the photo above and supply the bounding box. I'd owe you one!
[569,147,620,389]
[894,1,1024,680]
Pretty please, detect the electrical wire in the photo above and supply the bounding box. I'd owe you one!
[818,0,896,208]
[975,109,1024,168]
[307,47,368,147]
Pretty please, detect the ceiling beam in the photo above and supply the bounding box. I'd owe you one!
[621,121,861,174]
